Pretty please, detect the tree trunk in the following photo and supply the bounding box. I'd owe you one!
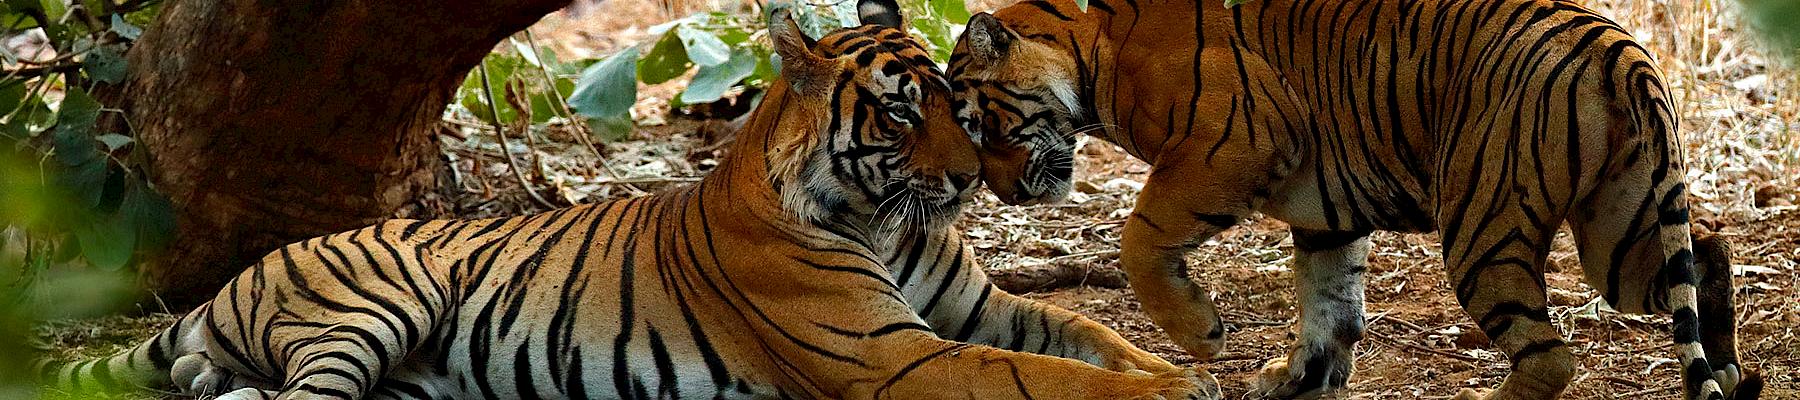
[125,0,570,308]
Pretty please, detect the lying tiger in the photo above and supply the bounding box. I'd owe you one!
[38,5,1220,399]
[946,0,1762,399]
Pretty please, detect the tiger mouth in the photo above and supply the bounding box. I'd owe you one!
[1016,151,1075,204]
[870,184,968,233]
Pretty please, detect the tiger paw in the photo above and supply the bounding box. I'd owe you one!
[1451,388,1491,400]
[1251,349,1353,399]
[1098,347,1184,374]
[1126,367,1221,400]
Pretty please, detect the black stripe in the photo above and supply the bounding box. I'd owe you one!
[1020,0,1074,21]
[873,344,971,398]
[1507,339,1567,364]
[952,285,994,341]
[649,328,680,399]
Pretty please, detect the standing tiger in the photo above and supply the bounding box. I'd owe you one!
[946,0,1762,399]
[36,4,1222,399]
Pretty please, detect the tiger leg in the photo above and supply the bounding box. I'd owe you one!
[1253,229,1371,399]
[213,388,282,400]
[1693,235,1763,399]
[762,270,1215,399]
[832,330,1217,399]
[170,352,278,397]
[217,231,446,400]
[1438,214,1573,400]
[1119,159,1273,360]
[1567,181,1737,400]
[974,291,1182,373]
[904,232,1180,374]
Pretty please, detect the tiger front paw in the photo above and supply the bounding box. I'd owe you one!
[1097,347,1183,374]
[1126,367,1221,400]
[1251,347,1354,399]
[1452,388,1491,400]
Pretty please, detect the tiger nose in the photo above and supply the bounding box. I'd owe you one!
[947,173,976,193]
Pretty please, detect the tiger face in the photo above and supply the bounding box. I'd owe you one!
[766,3,981,232]
[948,13,1084,205]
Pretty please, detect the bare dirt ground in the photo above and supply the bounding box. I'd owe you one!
[35,0,1798,398]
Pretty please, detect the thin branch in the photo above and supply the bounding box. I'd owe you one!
[3,63,82,80]
[477,63,558,210]
[520,29,643,196]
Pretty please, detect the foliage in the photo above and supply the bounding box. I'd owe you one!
[3,0,169,397]
[514,0,976,143]
[1739,0,1800,66]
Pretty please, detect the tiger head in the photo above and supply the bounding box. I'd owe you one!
[758,1,980,233]
[947,12,1084,205]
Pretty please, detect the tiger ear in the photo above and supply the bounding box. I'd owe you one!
[962,13,1014,65]
[769,10,834,93]
[857,0,906,29]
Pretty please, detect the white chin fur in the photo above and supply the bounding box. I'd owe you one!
[782,170,840,224]
[1045,77,1081,116]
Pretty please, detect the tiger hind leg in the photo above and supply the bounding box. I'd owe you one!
[169,352,276,397]
[1693,234,1764,399]
[1253,229,1370,399]
[1439,210,1574,400]
[1568,179,1738,400]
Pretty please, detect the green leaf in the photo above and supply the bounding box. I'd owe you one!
[0,80,24,113]
[910,15,955,61]
[587,114,633,143]
[1,0,38,29]
[95,133,133,151]
[1223,0,1249,7]
[930,0,972,24]
[680,47,758,104]
[568,47,640,122]
[36,0,62,22]
[109,14,142,40]
[83,44,127,84]
[52,87,101,167]
[0,120,26,142]
[715,25,752,47]
[528,78,574,124]
[677,24,730,67]
[637,30,692,85]
[55,155,104,208]
[459,56,521,124]
[74,200,137,271]
[122,2,159,26]
[750,47,777,86]
[121,179,173,253]
[1075,0,1087,11]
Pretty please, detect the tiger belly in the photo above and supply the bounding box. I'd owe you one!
[1260,164,1436,234]
[377,233,785,398]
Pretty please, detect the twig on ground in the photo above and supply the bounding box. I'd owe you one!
[989,261,1127,294]
[1613,385,1677,397]
[592,177,702,185]
[1364,327,1487,363]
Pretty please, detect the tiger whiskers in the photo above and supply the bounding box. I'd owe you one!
[1058,122,1117,140]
